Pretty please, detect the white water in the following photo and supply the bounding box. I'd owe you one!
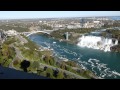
[77,35,118,52]
[29,34,120,78]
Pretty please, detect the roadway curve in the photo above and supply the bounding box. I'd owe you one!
[39,63,87,79]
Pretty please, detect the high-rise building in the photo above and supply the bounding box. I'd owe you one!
[66,32,68,40]
[0,32,1,40]
[65,32,69,40]
[80,18,86,28]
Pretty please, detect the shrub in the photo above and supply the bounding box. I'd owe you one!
[13,60,19,66]
[46,68,54,78]
[57,71,64,79]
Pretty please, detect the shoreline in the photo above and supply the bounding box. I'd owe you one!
[29,34,100,79]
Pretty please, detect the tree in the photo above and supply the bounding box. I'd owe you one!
[82,71,90,78]
[40,71,47,77]
[3,59,12,67]
[2,45,9,57]
[0,50,3,64]
[65,66,72,71]
[60,62,66,69]
[65,61,77,67]
[13,59,19,66]
[46,68,54,79]
[43,55,50,64]
[20,60,30,72]
[49,57,55,66]
[57,71,64,79]
[31,61,40,70]
[8,47,16,59]
[101,32,107,37]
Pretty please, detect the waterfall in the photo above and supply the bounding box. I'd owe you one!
[115,40,118,45]
[77,35,118,52]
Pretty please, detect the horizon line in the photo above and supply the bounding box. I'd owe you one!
[0,16,120,20]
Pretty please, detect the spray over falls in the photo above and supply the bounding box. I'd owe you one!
[77,35,118,52]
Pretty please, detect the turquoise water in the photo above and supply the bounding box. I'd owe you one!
[29,34,120,79]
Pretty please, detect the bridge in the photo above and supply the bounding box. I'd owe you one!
[22,30,55,37]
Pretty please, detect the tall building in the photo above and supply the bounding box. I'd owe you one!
[0,32,1,41]
[80,18,86,28]
[66,32,68,40]
[65,32,69,40]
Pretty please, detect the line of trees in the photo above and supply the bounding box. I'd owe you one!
[0,44,16,67]
[0,25,29,32]
[50,28,96,40]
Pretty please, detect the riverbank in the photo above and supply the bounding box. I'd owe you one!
[29,34,101,79]
[29,32,120,79]
[41,32,81,45]
[49,28,97,44]
[0,33,99,79]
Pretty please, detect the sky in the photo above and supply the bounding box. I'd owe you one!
[0,11,120,19]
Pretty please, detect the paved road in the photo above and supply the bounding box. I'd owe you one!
[9,43,24,69]
[8,35,86,79]
[14,47,24,60]
[8,43,86,79]
[39,63,86,79]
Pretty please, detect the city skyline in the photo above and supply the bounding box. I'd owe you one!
[0,11,120,19]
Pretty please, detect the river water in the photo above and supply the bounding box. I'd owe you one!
[29,34,120,79]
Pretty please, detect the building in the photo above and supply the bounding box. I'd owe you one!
[6,29,17,36]
[64,32,69,40]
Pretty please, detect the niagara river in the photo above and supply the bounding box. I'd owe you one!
[29,34,120,79]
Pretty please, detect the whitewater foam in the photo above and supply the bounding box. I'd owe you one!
[77,35,118,52]
[87,58,120,78]
[43,40,120,79]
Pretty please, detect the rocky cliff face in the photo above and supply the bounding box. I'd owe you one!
[111,45,120,52]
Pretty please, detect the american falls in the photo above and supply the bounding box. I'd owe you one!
[77,35,118,52]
